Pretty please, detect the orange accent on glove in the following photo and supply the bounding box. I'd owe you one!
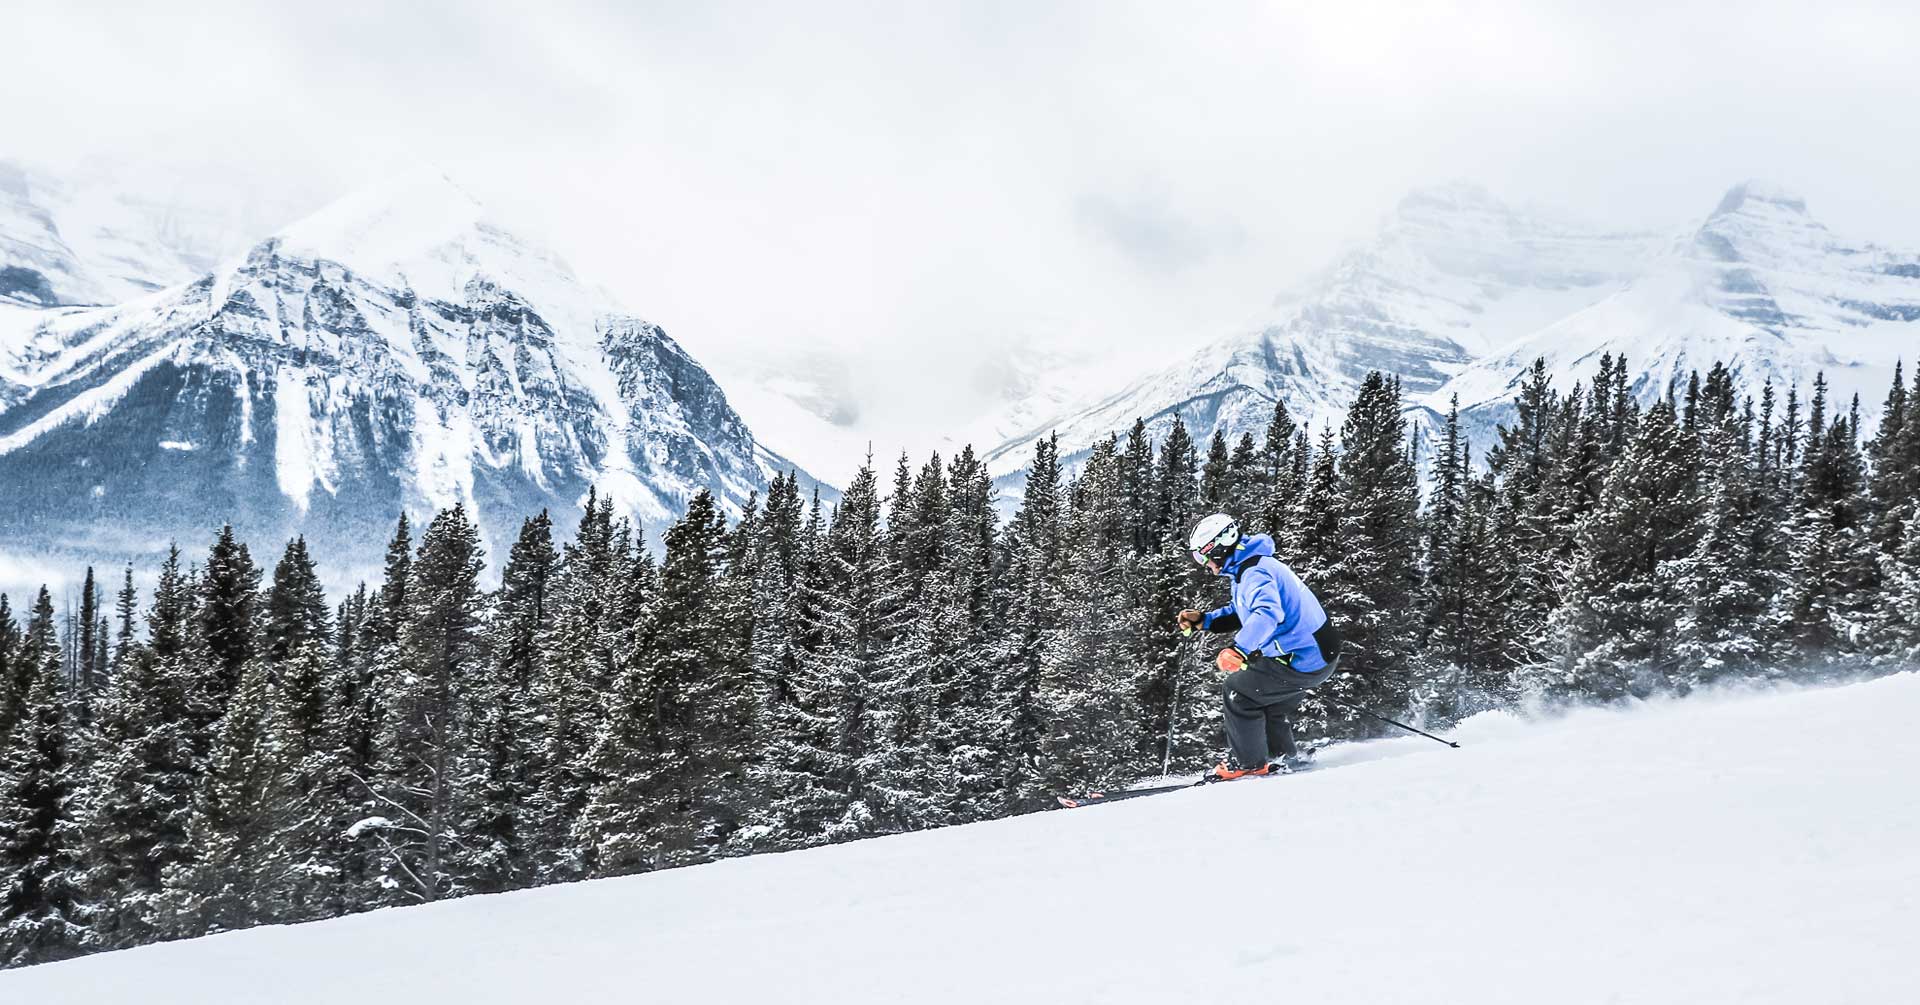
[1215,646,1247,673]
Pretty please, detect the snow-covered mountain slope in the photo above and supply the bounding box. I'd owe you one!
[10,672,1917,1004]
[1418,182,1920,449]
[0,170,823,578]
[984,184,1663,478]
[0,158,300,308]
[720,353,876,488]
[988,181,1918,483]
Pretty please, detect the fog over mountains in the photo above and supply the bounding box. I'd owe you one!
[2,162,1915,585]
[982,180,1919,486]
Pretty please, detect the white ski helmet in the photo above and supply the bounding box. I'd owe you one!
[1188,513,1240,568]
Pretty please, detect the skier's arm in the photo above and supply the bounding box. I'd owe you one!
[1201,606,1240,632]
[1230,567,1287,655]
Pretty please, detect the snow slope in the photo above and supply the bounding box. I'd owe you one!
[11,672,1918,1004]
[0,157,308,307]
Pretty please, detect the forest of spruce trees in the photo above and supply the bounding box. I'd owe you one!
[3,354,1919,969]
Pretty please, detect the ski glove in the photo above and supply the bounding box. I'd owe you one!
[1215,645,1248,674]
[1176,609,1205,635]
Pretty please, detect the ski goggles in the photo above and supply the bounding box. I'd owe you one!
[1190,527,1238,567]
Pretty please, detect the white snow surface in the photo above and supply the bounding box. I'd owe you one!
[1,157,311,307]
[10,672,1918,1004]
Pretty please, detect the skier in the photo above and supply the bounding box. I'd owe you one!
[1177,513,1342,780]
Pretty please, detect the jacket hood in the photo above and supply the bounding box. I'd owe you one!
[1219,533,1275,577]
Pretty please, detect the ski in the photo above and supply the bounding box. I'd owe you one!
[1055,761,1317,808]
[1055,778,1211,809]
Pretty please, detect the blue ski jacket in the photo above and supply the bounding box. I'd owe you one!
[1201,534,1331,672]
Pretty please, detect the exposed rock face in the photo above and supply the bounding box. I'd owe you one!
[0,171,820,582]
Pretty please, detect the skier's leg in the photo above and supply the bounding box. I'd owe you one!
[1255,658,1338,765]
[1265,710,1298,760]
[1221,685,1270,768]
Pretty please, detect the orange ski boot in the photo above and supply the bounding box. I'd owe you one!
[1209,761,1273,782]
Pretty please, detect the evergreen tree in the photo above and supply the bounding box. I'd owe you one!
[357,504,486,903]
[878,454,963,828]
[577,491,755,874]
[760,462,916,844]
[0,595,22,740]
[0,589,86,965]
[161,654,285,936]
[1878,508,1920,664]
[263,537,331,666]
[1141,418,1212,769]
[112,567,138,669]
[994,436,1068,809]
[1258,398,1300,538]
[147,546,196,665]
[1417,396,1504,719]
[254,637,341,923]
[1120,419,1157,554]
[1870,365,1920,662]
[750,488,843,849]
[1671,368,1781,685]
[191,526,262,764]
[1040,436,1149,791]
[1315,373,1422,730]
[1866,362,1920,553]
[1784,376,1874,662]
[749,473,807,716]
[1548,400,1703,698]
[526,493,629,881]
[72,633,198,949]
[1483,359,1563,679]
[75,567,101,706]
[453,512,555,894]
[1200,429,1232,511]
[933,446,1003,822]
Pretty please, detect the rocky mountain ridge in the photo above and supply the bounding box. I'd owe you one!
[0,169,821,584]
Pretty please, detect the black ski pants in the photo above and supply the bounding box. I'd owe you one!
[1221,654,1338,768]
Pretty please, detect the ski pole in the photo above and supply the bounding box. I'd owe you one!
[1322,696,1461,748]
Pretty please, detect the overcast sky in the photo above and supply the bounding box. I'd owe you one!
[7,0,1918,453]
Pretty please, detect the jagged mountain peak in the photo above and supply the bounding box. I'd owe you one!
[0,167,829,583]
[1710,179,1810,220]
[1393,180,1504,217]
[225,167,615,348]
[273,167,485,269]
[1695,179,1829,263]
[985,178,1917,495]
[0,157,313,308]
[1411,179,1918,475]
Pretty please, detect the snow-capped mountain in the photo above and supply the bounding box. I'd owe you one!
[987,181,1918,482]
[0,158,307,308]
[0,169,822,580]
[1423,182,1920,449]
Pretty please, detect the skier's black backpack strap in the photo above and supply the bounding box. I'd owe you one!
[1312,617,1343,665]
[1235,555,1342,666]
